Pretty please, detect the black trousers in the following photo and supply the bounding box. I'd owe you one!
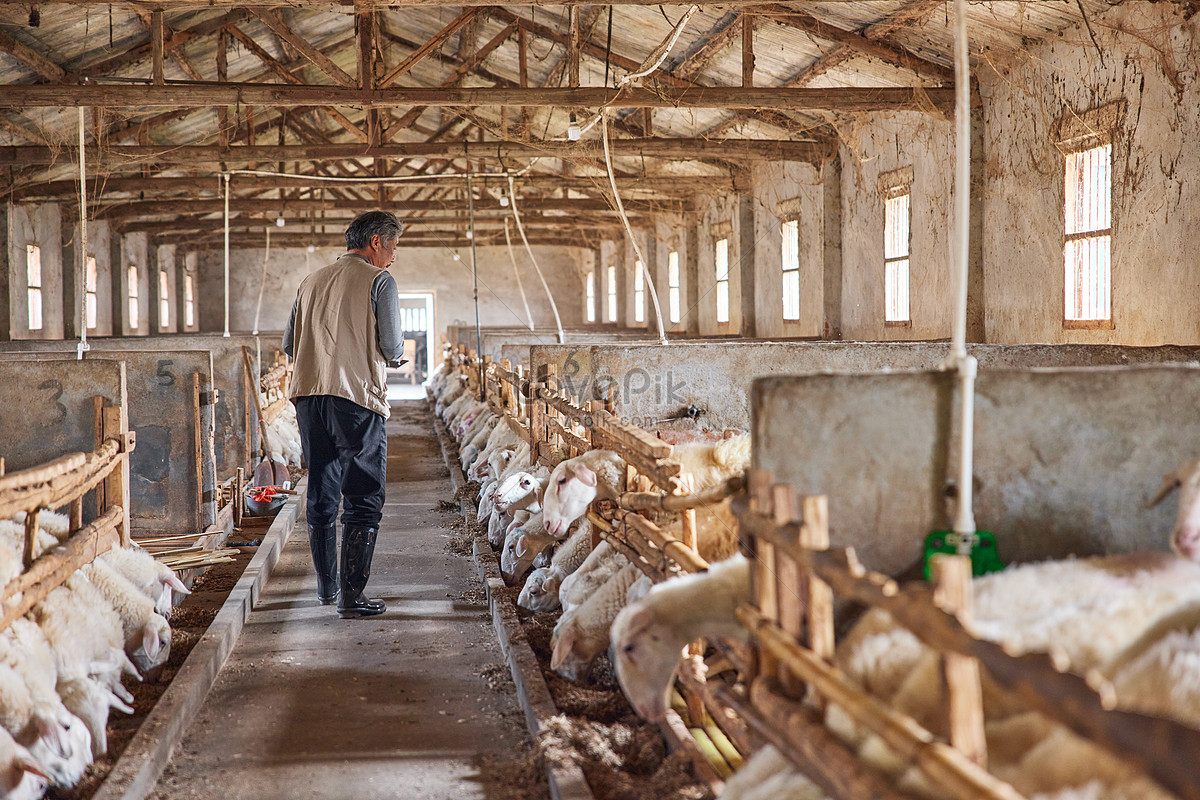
[295,395,387,529]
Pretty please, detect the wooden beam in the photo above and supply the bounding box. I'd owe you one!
[742,14,755,87]
[752,4,954,82]
[568,6,580,88]
[95,195,682,219]
[0,137,835,169]
[118,212,621,235]
[672,13,743,83]
[151,10,165,84]
[377,8,476,89]
[250,9,355,87]
[0,29,66,82]
[0,84,955,112]
[175,231,610,250]
[73,11,245,81]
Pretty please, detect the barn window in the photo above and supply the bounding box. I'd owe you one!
[85,256,98,330]
[184,273,195,328]
[606,265,617,323]
[128,265,140,329]
[715,237,730,324]
[1063,142,1112,327]
[159,269,171,330]
[781,219,800,321]
[667,251,681,324]
[585,270,596,323]
[633,261,645,323]
[26,244,42,331]
[884,187,911,326]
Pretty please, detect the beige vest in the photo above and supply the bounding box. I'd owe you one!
[288,254,390,418]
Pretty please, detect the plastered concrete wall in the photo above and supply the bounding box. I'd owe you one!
[749,162,827,339]
[153,243,178,333]
[979,3,1200,345]
[839,112,957,341]
[531,340,1200,434]
[753,365,1200,577]
[694,193,744,336]
[197,244,586,338]
[6,203,64,340]
[654,217,690,336]
[115,233,151,336]
[64,220,114,337]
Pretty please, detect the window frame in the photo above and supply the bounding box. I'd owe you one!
[606,265,617,323]
[84,256,98,330]
[667,250,681,325]
[585,270,596,323]
[127,264,140,330]
[633,260,646,323]
[780,218,801,322]
[25,244,42,331]
[882,181,912,329]
[1061,137,1115,330]
[714,236,730,325]
[184,272,196,329]
[158,268,171,331]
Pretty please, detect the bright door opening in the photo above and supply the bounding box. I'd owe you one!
[389,291,435,400]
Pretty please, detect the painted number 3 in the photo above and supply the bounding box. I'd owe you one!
[38,379,66,426]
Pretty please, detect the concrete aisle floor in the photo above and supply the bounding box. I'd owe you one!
[149,400,537,800]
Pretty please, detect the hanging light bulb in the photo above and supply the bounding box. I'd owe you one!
[567,112,581,142]
[499,188,509,208]
[465,230,473,240]
[275,213,285,228]
[306,244,315,254]
[452,252,461,262]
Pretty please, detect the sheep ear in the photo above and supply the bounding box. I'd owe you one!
[142,625,162,660]
[550,626,576,670]
[15,746,49,780]
[163,572,190,595]
[1149,474,1182,508]
[33,712,71,760]
[572,464,597,487]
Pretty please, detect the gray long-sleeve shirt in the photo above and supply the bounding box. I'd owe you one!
[283,259,404,364]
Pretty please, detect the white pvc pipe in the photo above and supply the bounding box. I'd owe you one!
[951,0,976,545]
[222,173,230,338]
[76,107,89,359]
[507,175,565,344]
[503,217,536,331]
[252,227,270,335]
[602,113,667,345]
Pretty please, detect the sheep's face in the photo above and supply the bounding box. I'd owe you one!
[494,473,537,513]
[611,602,678,721]
[1159,460,1200,561]
[132,617,172,676]
[0,730,47,799]
[28,706,91,788]
[518,568,562,613]
[543,462,598,538]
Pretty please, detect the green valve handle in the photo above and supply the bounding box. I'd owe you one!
[923,530,1006,582]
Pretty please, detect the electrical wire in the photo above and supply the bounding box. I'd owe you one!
[507,174,564,344]
[503,217,536,331]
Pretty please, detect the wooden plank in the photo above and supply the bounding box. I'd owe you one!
[0,85,959,114]
[741,15,754,87]
[0,439,123,521]
[250,9,355,87]
[102,406,133,548]
[151,10,164,84]
[591,408,673,458]
[193,372,204,535]
[0,29,66,82]
[377,7,476,89]
[933,554,987,767]
[800,495,834,664]
[623,514,707,574]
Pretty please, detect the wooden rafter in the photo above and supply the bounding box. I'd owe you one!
[0,29,66,82]
[73,11,246,81]
[671,12,744,83]
[377,8,476,89]
[251,9,355,87]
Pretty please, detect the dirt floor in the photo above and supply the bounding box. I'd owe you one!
[49,543,259,800]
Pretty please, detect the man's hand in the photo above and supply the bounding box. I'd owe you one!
[388,359,410,369]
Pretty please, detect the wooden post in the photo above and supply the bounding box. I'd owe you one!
[500,358,514,415]
[234,467,244,528]
[742,14,755,88]
[545,363,560,451]
[100,403,132,548]
[747,468,778,679]
[151,10,165,85]
[193,372,204,533]
[933,554,987,768]
[481,354,493,403]
[801,495,834,663]
[23,508,41,569]
[771,483,806,698]
[68,498,83,537]
[528,376,543,468]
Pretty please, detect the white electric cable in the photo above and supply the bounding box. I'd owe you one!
[507,174,565,344]
[76,107,89,359]
[503,217,536,331]
[252,226,270,335]
[950,0,977,545]
[602,113,667,345]
[222,173,230,338]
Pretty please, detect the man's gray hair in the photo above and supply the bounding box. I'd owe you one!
[345,211,404,250]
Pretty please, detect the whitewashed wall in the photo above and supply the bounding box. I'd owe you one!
[696,193,743,336]
[6,203,64,340]
[980,2,1200,345]
[198,243,587,339]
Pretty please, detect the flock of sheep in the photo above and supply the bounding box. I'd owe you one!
[431,360,1200,800]
[0,511,188,799]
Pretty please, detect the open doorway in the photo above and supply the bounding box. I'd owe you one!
[389,291,435,400]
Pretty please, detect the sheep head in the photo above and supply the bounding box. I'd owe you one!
[517,568,562,613]
[543,462,600,538]
[28,705,91,788]
[610,602,680,721]
[0,728,48,799]
[493,472,539,513]
[1151,459,1200,561]
[132,615,172,677]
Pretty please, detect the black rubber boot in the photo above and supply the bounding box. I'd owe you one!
[308,523,338,605]
[338,525,386,618]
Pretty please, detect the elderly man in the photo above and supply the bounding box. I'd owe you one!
[283,211,405,618]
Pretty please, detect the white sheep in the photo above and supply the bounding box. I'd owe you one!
[559,540,626,614]
[717,745,825,800]
[550,562,644,679]
[500,513,556,585]
[492,471,546,514]
[264,402,302,466]
[518,522,594,613]
[542,435,751,538]
[610,554,751,720]
[0,726,48,800]
[82,560,172,676]
[99,546,190,619]
[1150,458,1200,561]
